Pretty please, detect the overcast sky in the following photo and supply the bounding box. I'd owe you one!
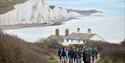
[46,0,125,16]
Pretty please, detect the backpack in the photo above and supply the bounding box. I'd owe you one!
[62,50,66,56]
[89,48,94,54]
[86,52,91,61]
[68,50,74,58]
[82,51,87,59]
[58,49,62,56]
[76,51,82,58]
[94,48,98,55]
[74,50,77,58]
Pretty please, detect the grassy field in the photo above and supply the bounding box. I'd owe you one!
[0,0,27,14]
[48,55,58,63]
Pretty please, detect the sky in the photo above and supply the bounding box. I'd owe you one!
[46,0,125,16]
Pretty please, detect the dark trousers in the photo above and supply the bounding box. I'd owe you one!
[69,58,73,63]
[83,58,87,63]
[59,56,62,61]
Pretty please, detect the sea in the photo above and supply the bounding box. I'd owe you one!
[2,0,125,43]
[3,16,124,43]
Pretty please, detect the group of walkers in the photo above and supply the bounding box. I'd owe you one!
[57,46,99,63]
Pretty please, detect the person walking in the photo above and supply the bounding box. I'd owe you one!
[73,48,77,63]
[58,48,62,62]
[89,47,94,63]
[66,48,69,63]
[82,46,88,63]
[86,50,91,63]
[76,49,82,63]
[61,47,67,63]
[93,47,99,59]
[66,48,69,59]
[68,47,74,63]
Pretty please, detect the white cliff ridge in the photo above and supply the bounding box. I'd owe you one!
[0,0,81,26]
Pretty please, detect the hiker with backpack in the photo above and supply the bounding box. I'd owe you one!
[76,48,82,63]
[89,47,94,63]
[93,47,99,59]
[58,48,62,62]
[66,48,69,63]
[86,50,91,63]
[82,46,87,63]
[66,48,69,59]
[73,48,77,63]
[68,47,74,63]
[62,47,67,63]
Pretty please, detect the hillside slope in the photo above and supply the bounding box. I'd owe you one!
[0,0,27,14]
[0,31,48,63]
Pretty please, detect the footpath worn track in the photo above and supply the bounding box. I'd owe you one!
[58,54,100,63]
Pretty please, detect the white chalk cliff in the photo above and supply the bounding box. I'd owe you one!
[0,0,81,25]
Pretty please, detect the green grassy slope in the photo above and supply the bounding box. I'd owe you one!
[0,0,27,14]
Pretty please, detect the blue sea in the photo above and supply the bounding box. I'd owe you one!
[4,16,124,43]
[3,0,125,43]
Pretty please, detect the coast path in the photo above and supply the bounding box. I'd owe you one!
[57,54,100,63]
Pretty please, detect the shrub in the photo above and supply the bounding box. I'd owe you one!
[0,31,49,63]
[97,57,113,63]
[121,39,125,47]
[85,40,125,63]
[0,31,24,63]
[69,44,85,48]
[101,48,125,63]
[35,37,63,49]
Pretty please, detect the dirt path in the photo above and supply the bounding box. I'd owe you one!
[57,54,100,63]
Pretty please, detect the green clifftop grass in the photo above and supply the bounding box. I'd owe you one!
[0,0,27,14]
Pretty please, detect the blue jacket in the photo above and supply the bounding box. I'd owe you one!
[68,50,74,58]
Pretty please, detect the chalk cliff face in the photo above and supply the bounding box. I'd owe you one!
[0,0,81,25]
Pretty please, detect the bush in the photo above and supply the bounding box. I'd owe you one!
[69,44,85,48]
[0,31,24,63]
[35,37,63,49]
[85,40,125,63]
[97,57,113,63]
[121,39,125,47]
[101,48,125,63]
[0,31,48,63]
